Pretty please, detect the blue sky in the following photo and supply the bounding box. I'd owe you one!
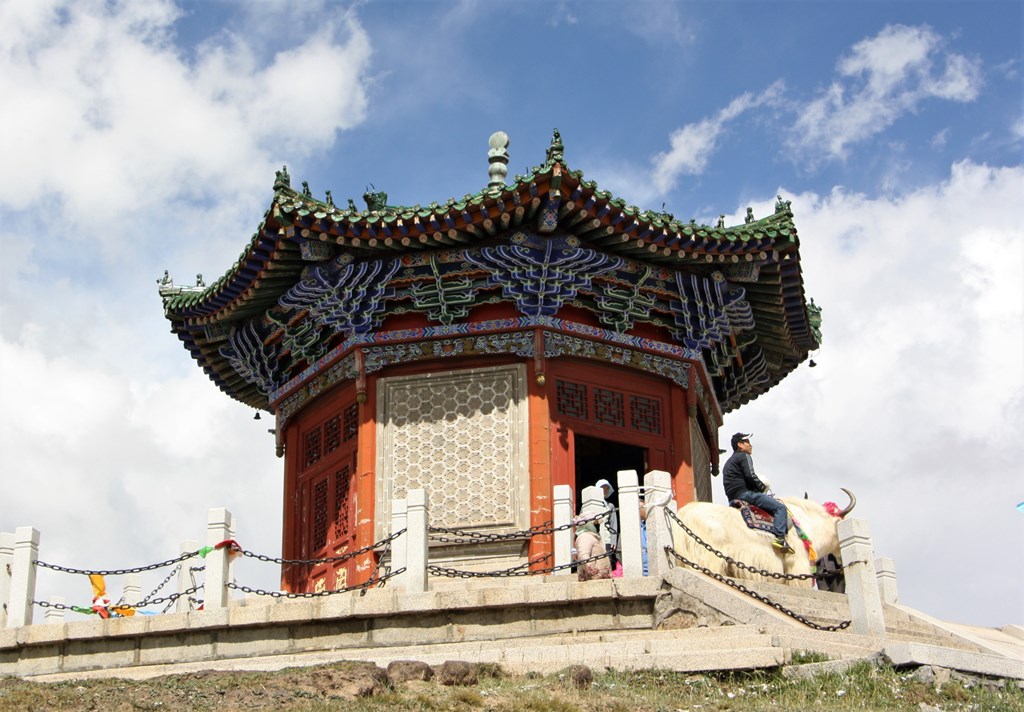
[1,0,1021,628]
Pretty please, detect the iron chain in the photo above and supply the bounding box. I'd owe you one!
[665,546,851,632]
[33,584,204,614]
[33,549,202,577]
[429,520,555,544]
[236,529,405,567]
[226,567,404,599]
[428,553,552,579]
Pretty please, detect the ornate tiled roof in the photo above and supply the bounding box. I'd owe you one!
[161,131,819,414]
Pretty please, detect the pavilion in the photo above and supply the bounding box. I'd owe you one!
[160,130,820,593]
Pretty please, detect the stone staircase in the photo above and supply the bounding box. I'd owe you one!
[8,571,1023,683]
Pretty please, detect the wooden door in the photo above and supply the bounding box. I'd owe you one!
[294,400,359,593]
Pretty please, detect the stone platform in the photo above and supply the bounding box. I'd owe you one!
[3,570,1022,683]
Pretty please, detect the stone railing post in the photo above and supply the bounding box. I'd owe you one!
[643,470,675,580]
[7,526,40,627]
[45,596,65,623]
[205,508,235,611]
[876,557,898,605]
[123,573,142,607]
[177,539,199,613]
[390,498,408,589]
[404,489,428,593]
[617,470,642,577]
[0,532,13,628]
[552,485,573,573]
[837,517,886,637]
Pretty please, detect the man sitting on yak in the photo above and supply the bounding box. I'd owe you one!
[723,432,792,554]
[667,431,856,588]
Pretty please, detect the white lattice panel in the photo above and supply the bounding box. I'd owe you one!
[375,364,529,540]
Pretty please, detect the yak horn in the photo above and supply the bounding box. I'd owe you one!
[839,488,857,517]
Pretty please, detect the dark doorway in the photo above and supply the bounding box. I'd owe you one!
[573,434,647,511]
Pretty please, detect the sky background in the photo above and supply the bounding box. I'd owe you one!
[1,0,1021,627]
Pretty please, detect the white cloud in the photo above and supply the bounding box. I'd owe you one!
[791,24,983,162]
[651,82,785,195]
[0,0,373,609]
[0,0,371,228]
[930,127,951,148]
[619,1,695,48]
[721,160,1024,625]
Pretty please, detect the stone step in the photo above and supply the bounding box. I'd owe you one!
[24,628,788,681]
[772,632,882,660]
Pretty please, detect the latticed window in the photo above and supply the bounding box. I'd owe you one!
[630,395,662,435]
[334,465,351,538]
[593,388,624,427]
[556,378,664,438]
[324,415,341,454]
[556,380,588,419]
[312,479,329,550]
[304,429,322,469]
[343,403,359,441]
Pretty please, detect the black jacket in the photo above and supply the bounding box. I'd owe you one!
[722,451,768,501]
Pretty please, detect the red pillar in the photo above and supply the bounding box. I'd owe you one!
[526,361,554,570]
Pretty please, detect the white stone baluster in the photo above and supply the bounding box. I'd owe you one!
[643,470,675,580]
[617,470,643,578]
[390,498,408,590]
[876,556,899,605]
[837,518,886,637]
[204,508,235,611]
[405,489,428,593]
[7,526,40,628]
[553,485,574,573]
[44,596,65,623]
[0,532,13,628]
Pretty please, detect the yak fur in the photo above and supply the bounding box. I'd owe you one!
[669,496,843,589]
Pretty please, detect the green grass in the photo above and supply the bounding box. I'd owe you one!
[0,660,1021,711]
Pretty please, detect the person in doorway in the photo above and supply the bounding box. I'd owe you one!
[573,515,611,581]
[593,478,620,568]
[722,433,793,553]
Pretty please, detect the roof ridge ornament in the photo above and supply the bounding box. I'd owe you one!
[546,128,564,162]
[775,194,792,213]
[487,131,510,189]
[274,165,291,190]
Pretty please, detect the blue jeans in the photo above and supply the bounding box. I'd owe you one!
[739,491,789,540]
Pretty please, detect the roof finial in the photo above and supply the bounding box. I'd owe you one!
[487,131,510,188]
[274,165,291,190]
[546,128,564,162]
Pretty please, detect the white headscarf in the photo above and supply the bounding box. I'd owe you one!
[594,479,614,498]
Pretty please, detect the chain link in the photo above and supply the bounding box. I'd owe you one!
[235,529,405,567]
[33,584,205,615]
[664,547,851,632]
[227,567,404,599]
[428,520,554,544]
[133,564,181,608]
[33,549,203,577]
[663,506,851,582]
[427,553,552,579]
[427,510,612,545]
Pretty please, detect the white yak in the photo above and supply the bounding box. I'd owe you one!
[667,490,856,588]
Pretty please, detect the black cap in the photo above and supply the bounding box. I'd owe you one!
[731,432,753,450]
